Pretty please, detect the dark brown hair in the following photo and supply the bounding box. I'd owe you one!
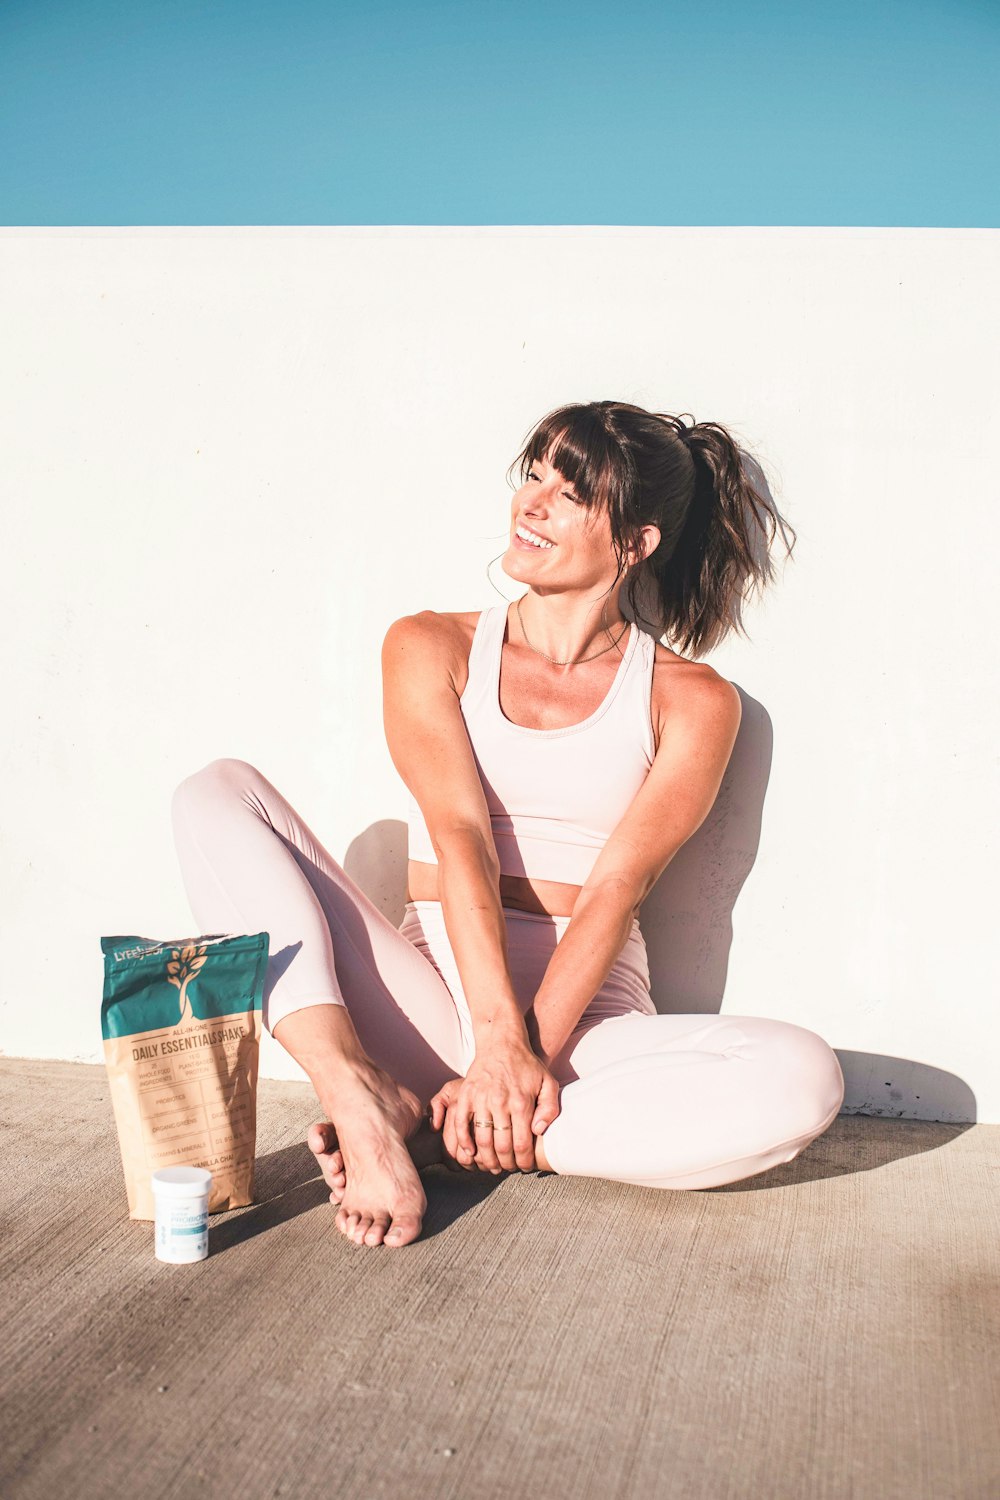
[504,400,796,658]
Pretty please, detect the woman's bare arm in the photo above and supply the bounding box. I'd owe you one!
[433,828,527,1038]
[527,668,743,1063]
[382,612,526,1043]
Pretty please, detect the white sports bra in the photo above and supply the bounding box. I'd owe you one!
[406,604,657,885]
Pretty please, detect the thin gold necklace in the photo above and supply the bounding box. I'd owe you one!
[515,595,630,666]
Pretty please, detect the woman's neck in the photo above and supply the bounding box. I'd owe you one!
[511,593,629,664]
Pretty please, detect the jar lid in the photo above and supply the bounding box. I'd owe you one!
[151,1166,213,1198]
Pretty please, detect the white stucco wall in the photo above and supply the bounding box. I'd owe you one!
[2,226,996,1121]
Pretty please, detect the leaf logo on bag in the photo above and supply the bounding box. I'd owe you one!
[166,944,208,1022]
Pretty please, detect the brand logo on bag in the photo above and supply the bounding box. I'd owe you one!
[166,945,208,1023]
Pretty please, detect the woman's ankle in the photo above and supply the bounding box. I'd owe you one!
[271,1003,381,1112]
[317,1056,389,1120]
[319,1062,430,1144]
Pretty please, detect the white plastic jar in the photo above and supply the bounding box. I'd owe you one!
[151,1166,212,1263]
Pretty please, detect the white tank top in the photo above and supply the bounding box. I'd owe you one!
[406,604,657,885]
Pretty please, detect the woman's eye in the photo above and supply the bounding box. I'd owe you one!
[526,468,583,503]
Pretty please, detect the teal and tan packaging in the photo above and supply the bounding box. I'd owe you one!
[100,931,269,1220]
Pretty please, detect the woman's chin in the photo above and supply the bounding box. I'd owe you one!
[503,546,542,578]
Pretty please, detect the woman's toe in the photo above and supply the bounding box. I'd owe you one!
[308,1125,346,1190]
[308,1121,338,1155]
[365,1215,391,1246]
[384,1213,423,1247]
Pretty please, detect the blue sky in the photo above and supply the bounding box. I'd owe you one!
[1,0,996,225]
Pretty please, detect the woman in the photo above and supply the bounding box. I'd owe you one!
[171,400,845,1250]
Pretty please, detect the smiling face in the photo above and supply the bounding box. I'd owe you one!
[505,449,643,593]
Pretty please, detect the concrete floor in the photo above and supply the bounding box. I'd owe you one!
[0,1057,997,1500]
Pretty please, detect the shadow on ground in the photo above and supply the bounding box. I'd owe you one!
[707,1114,974,1191]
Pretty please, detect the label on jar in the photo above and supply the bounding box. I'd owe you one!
[156,1199,209,1260]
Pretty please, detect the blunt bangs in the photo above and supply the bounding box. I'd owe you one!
[512,405,636,521]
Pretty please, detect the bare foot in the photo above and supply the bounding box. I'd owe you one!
[306,1065,436,1248]
[310,1109,551,1214]
[310,1113,450,1205]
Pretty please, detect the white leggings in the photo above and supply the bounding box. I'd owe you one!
[171,759,845,1191]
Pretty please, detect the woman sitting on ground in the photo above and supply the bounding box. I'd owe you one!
[171,399,845,1248]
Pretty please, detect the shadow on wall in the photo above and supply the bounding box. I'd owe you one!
[640,683,770,1016]
[835,1051,976,1124]
[341,689,976,1124]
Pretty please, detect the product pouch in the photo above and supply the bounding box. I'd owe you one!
[100,930,269,1220]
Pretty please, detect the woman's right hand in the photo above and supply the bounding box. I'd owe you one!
[428,1034,561,1173]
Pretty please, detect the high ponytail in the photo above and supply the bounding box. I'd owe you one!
[506,401,796,658]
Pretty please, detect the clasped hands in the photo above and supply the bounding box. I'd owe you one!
[427,1030,561,1174]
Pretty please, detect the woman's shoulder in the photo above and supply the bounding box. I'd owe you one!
[409,607,484,645]
[649,638,740,754]
[396,606,481,630]
[399,609,485,691]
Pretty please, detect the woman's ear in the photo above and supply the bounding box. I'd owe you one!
[629,524,661,568]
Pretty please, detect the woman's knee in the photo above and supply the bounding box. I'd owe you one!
[171,757,259,820]
[748,1017,845,1140]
